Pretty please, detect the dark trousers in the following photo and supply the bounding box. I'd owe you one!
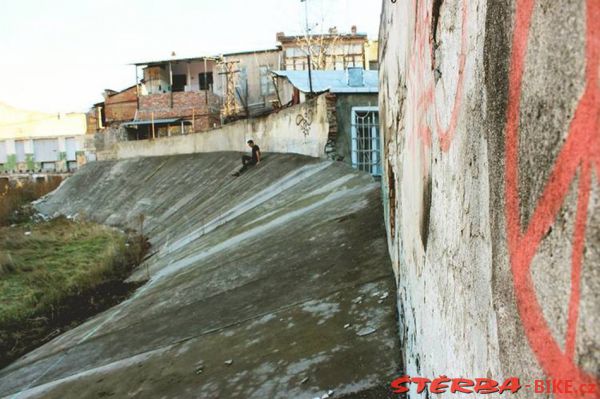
[239,155,257,174]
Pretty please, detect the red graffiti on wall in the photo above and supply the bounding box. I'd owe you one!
[408,0,467,153]
[505,0,600,397]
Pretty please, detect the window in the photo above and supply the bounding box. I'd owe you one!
[351,107,381,176]
[0,141,6,164]
[237,67,248,96]
[172,74,187,92]
[199,72,213,90]
[15,141,25,163]
[34,139,59,162]
[260,66,275,96]
[65,137,79,161]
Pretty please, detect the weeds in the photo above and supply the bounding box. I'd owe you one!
[0,177,62,226]
[0,216,149,367]
[0,253,15,277]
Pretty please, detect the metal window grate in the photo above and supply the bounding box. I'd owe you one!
[351,108,381,176]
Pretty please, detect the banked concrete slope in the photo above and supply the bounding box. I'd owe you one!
[0,153,399,399]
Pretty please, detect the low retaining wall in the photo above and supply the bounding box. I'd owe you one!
[100,95,329,160]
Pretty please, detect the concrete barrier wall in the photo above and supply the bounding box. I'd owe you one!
[104,95,329,160]
[380,0,599,394]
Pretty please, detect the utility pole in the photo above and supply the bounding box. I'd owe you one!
[301,0,314,94]
[218,59,241,119]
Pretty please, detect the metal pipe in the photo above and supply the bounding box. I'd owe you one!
[204,58,209,104]
[135,65,140,109]
[169,62,173,108]
[151,112,155,139]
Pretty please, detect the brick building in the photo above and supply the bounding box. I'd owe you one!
[122,56,223,139]
[87,86,138,133]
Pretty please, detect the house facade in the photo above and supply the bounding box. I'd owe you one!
[216,49,281,117]
[127,56,223,139]
[276,26,377,72]
[103,51,283,140]
[0,102,86,173]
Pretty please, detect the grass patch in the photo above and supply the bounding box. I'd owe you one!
[0,216,149,368]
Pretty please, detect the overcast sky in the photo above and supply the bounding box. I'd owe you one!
[0,0,382,113]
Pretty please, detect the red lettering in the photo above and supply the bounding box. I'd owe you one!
[450,378,474,394]
[430,376,451,394]
[583,383,597,394]
[498,377,522,394]
[564,380,574,394]
[390,375,411,394]
[411,377,431,394]
[552,379,565,394]
[474,378,499,394]
[534,380,545,393]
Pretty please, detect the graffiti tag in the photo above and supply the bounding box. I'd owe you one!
[296,108,314,138]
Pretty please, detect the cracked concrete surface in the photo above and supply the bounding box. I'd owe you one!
[0,153,399,398]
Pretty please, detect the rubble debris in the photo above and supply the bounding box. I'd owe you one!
[195,360,204,374]
[356,327,377,337]
[352,296,363,304]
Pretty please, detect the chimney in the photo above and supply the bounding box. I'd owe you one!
[276,32,285,41]
[347,67,364,87]
[351,25,357,34]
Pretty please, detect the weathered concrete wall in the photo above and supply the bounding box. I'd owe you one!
[380,0,599,395]
[85,126,128,160]
[105,95,330,160]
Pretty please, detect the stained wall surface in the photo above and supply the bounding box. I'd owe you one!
[379,0,599,396]
[100,95,330,161]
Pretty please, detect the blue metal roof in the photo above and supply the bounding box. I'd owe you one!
[272,69,379,94]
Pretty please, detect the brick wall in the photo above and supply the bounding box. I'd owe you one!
[86,110,99,134]
[138,91,221,121]
[105,87,138,124]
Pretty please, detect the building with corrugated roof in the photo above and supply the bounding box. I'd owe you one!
[273,68,380,175]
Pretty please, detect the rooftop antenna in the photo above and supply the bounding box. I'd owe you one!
[300,0,314,94]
